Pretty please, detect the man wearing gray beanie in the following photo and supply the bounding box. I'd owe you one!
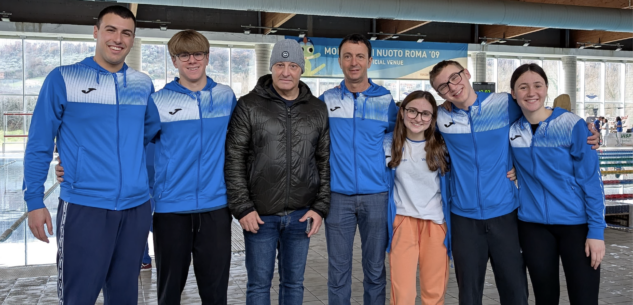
[225,38,331,305]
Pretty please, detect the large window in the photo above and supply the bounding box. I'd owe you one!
[208,47,230,85]
[62,41,95,66]
[626,63,633,104]
[497,58,519,94]
[542,60,560,107]
[141,44,167,90]
[24,40,60,95]
[231,48,256,98]
[605,63,621,103]
[0,39,23,95]
[486,58,496,83]
[584,62,601,104]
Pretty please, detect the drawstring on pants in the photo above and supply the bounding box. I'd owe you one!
[191,214,202,233]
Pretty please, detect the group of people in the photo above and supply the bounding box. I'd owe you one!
[22,5,607,305]
[594,116,625,146]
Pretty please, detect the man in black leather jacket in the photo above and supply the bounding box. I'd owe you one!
[224,39,330,305]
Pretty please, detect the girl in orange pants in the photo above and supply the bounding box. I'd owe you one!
[383,91,452,305]
[383,91,515,304]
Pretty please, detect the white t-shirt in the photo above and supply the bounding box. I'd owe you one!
[393,139,444,224]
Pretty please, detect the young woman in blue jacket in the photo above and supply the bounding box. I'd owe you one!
[383,91,516,304]
[616,116,623,146]
[509,64,606,305]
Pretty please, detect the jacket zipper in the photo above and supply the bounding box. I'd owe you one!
[196,92,202,209]
[468,110,483,218]
[353,94,359,194]
[286,105,292,212]
[530,122,549,224]
[113,73,122,210]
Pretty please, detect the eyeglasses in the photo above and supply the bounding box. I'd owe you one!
[174,51,208,62]
[404,108,433,120]
[436,69,464,95]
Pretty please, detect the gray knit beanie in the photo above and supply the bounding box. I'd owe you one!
[269,39,305,73]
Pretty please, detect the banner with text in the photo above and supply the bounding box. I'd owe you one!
[286,36,468,79]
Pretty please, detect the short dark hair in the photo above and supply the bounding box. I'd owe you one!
[338,34,372,58]
[510,63,548,91]
[429,60,465,87]
[96,5,137,31]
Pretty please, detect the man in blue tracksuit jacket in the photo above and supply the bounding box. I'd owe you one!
[23,6,153,304]
[319,34,398,305]
[430,60,599,305]
[143,29,237,304]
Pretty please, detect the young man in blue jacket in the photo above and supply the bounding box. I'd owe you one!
[143,29,237,304]
[319,34,398,305]
[23,6,154,304]
[430,60,599,305]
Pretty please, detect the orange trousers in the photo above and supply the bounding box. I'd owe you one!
[389,215,449,305]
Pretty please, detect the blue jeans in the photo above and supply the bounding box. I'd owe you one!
[244,208,311,305]
[325,192,389,305]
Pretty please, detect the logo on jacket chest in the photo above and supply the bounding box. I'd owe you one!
[169,108,182,115]
[82,88,97,94]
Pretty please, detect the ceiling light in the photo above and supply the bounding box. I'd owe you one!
[481,40,487,45]
[615,46,622,51]
[417,38,424,43]
[523,42,530,47]
[298,32,305,38]
[269,28,278,33]
[370,36,377,41]
[160,24,167,31]
[244,28,251,35]
[1,11,11,22]
[498,40,506,44]
[594,44,601,48]
[391,35,399,39]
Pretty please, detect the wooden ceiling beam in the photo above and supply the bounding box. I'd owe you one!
[376,19,431,40]
[571,30,633,44]
[129,3,138,16]
[261,12,296,35]
[479,25,546,39]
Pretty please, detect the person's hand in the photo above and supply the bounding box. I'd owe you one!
[300,210,323,238]
[585,238,605,270]
[28,208,53,243]
[55,156,64,183]
[440,100,452,112]
[506,167,517,181]
[239,211,264,233]
[587,124,600,150]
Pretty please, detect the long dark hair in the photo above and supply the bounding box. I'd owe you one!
[388,91,449,174]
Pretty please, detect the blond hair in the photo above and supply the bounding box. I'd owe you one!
[167,29,210,56]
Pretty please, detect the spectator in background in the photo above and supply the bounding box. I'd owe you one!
[594,117,602,145]
[616,117,623,146]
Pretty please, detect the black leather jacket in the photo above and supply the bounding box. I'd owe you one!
[225,74,330,219]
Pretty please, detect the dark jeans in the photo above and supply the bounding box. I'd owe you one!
[451,209,529,305]
[244,208,311,305]
[519,221,600,305]
[325,192,389,305]
[153,207,232,305]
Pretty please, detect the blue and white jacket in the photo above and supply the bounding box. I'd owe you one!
[144,77,237,213]
[319,80,398,195]
[383,133,453,259]
[510,107,606,240]
[437,92,522,220]
[24,57,154,212]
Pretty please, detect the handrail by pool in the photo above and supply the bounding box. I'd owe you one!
[0,182,60,243]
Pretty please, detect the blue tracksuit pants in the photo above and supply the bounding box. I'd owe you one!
[55,198,152,304]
